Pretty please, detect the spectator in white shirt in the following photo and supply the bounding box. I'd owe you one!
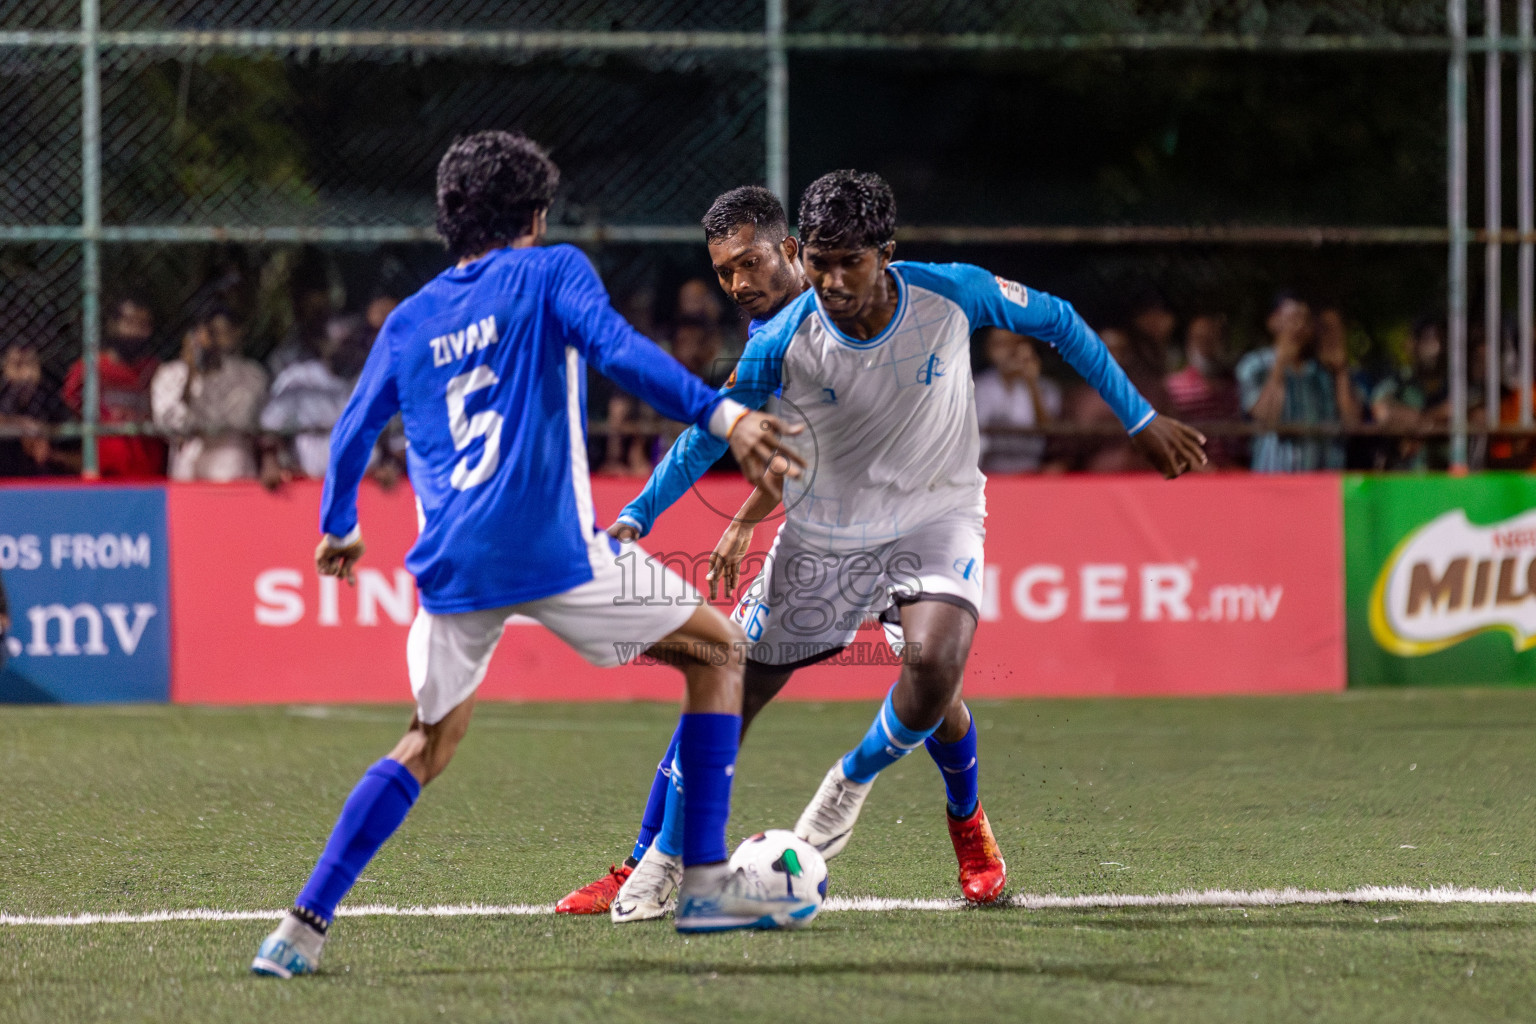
[151,305,268,482]
[259,313,371,488]
[265,270,334,381]
[975,327,1061,474]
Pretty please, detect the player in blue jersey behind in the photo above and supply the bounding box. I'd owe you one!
[593,171,1208,918]
[250,132,813,978]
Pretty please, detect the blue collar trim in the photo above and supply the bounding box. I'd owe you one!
[815,268,907,349]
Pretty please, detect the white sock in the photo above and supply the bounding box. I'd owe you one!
[681,861,730,891]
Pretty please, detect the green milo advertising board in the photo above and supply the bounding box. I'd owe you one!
[1345,473,1536,685]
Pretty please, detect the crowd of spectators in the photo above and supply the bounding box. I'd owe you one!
[976,290,1534,475]
[3,267,1535,484]
[0,272,407,487]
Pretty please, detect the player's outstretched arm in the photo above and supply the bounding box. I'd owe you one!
[946,264,1198,471]
[705,483,781,600]
[924,262,1157,436]
[316,324,402,571]
[611,304,805,540]
[607,420,800,544]
[1130,415,1209,479]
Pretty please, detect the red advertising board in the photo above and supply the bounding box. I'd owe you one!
[167,474,1344,705]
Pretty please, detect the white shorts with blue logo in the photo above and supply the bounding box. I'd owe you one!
[730,512,985,669]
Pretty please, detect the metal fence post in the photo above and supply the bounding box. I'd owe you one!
[79,0,101,479]
[765,0,789,207]
[1450,0,1470,470]
[1486,0,1503,431]
[1522,0,1535,428]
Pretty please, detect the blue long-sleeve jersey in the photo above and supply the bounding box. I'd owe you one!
[320,243,729,613]
[618,261,1158,547]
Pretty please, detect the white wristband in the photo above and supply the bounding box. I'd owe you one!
[707,398,751,440]
[323,526,362,548]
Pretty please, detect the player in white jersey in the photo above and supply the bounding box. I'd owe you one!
[555,186,815,916]
[609,171,1207,911]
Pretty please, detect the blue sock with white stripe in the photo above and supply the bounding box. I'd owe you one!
[840,686,938,784]
[676,712,740,866]
[653,748,685,858]
[925,715,979,819]
[632,727,681,862]
[295,758,420,924]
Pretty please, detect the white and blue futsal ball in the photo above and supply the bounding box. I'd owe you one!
[729,829,829,928]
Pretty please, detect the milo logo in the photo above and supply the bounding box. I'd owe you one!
[1370,508,1536,656]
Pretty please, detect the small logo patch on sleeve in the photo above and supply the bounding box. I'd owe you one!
[995,276,1029,308]
[725,368,738,389]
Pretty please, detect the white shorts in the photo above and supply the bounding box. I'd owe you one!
[731,512,986,668]
[406,533,698,724]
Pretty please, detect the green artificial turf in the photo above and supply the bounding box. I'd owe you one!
[3,689,1536,1022]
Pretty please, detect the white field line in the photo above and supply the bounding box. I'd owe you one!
[5,886,1536,926]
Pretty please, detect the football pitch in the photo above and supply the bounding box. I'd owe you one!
[4,689,1536,1023]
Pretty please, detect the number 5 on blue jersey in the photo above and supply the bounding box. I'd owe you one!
[318,244,735,615]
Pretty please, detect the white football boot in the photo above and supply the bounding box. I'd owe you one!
[793,760,874,860]
[674,864,818,933]
[251,911,326,978]
[610,844,683,922]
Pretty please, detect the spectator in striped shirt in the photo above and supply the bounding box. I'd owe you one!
[258,313,373,488]
[1236,293,1362,473]
[1164,312,1245,469]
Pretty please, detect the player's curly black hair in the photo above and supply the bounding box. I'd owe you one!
[701,186,788,243]
[796,170,896,251]
[435,130,560,259]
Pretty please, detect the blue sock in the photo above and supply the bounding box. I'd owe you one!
[295,758,420,923]
[925,715,979,819]
[841,686,939,784]
[676,712,740,866]
[632,728,681,862]
[654,751,685,858]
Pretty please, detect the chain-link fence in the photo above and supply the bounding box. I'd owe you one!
[1,0,1531,474]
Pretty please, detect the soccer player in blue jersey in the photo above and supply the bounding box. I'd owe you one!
[250,132,815,977]
[596,171,1207,917]
[556,185,811,915]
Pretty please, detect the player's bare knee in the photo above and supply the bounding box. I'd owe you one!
[682,601,745,644]
[934,697,972,744]
[665,603,747,672]
[389,709,470,785]
[388,729,432,784]
[418,747,455,784]
[413,730,465,785]
[900,649,965,718]
[682,660,744,716]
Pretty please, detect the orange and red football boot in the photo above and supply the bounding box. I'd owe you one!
[554,862,633,915]
[947,804,1007,904]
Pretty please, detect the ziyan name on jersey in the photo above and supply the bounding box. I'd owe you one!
[429,315,500,368]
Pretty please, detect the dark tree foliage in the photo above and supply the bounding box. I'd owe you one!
[47,0,1483,365]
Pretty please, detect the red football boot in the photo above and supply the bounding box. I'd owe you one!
[947,804,1007,904]
[555,862,633,915]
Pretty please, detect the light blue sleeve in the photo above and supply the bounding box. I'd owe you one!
[319,326,401,539]
[616,296,809,536]
[903,262,1157,434]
